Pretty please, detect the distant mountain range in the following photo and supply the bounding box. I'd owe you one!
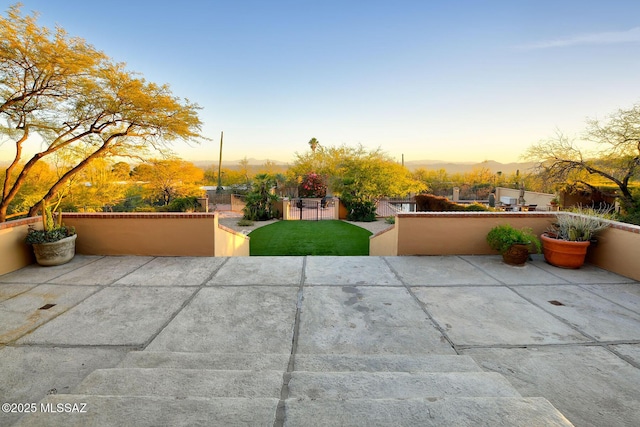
[402,160,538,175]
[0,158,537,175]
[192,158,537,175]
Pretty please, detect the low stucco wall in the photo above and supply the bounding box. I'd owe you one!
[395,212,555,255]
[369,225,398,256]
[64,213,217,256]
[587,222,640,281]
[214,216,250,257]
[0,217,41,275]
[377,211,640,281]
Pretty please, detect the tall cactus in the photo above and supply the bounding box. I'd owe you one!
[41,200,54,232]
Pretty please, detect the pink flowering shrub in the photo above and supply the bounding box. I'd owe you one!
[299,172,327,198]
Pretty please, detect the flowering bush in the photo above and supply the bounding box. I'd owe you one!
[299,172,327,198]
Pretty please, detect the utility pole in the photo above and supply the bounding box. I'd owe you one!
[216,131,224,193]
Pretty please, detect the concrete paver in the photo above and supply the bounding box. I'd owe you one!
[0,283,37,302]
[462,255,570,285]
[0,284,99,343]
[465,346,640,427]
[1,254,639,426]
[412,286,590,346]
[534,261,637,284]
[114,256,226,286]
[296,286,455,354]
[513,285,640,341]
[48,256,153,286]
[206,256,304,286]
[0,255,101,284]
[305,256,402,286]
[610,343,640,365]
[385,256,499,286]
[17,287,195,346]
[147,286,298,353]
[582,283,640,313]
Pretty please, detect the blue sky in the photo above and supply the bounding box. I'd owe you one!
[4,1,640,164]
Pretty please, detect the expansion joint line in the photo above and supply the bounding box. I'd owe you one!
[273,256,306,427]
[382,257,460,354]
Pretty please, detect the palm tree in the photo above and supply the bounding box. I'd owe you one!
[308,137,319,152]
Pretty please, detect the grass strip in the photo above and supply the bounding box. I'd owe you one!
[249,220,372,256]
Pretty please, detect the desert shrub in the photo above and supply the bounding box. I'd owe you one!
[463,203,489,211]
[415,194,488,211]
[342,195,377,222]
[167,196,201,212]
[415,194,459,211]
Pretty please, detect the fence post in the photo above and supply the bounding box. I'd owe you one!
[282,198,290,220]
[332,197,340,220]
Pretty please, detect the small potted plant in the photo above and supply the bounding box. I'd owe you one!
[541,207,610,269]
[486,224,541,266]
[25,200,77,266]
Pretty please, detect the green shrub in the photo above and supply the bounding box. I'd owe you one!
[342,196,377,222]
[464,203,489,211]
[486,224,541,254]
[167,196,201,212]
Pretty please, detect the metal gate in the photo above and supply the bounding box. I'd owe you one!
[288,198,336,221]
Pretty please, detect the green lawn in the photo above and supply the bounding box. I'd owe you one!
[248,220,372,256]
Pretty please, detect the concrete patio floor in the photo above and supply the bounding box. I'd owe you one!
[1,254,639,426]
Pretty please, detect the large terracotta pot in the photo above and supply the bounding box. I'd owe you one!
[540,233,590,269]
[32,234,77,266]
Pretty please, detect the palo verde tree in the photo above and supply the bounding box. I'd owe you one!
[525,104,640,221]
[290,144,425,220]
[0,4,203,221]
[131,159,204,206]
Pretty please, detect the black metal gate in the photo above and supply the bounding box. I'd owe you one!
[289,198,336,221]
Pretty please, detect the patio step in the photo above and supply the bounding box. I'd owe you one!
[12,395,279,427]
[283,397,574,426]
[117,351,291,371]
[292,353,483,372]
[13,352,574,426]
[73,368,284,398]
[118,351,482,372]
[287,371,522,399]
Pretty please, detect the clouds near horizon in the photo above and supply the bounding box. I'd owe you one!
[520,27,640,49]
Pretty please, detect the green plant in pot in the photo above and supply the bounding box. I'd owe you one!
[541,207,610,269]
[487,224,541,266]
[25,200,77,266]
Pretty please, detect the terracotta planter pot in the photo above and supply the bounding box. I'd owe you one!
[502,244,530,266]
[540,233,590,269]
[32,234,77,266]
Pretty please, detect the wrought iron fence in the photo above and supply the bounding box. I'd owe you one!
[288,198,336,221]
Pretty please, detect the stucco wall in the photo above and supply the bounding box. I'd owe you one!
[0,217,41,275]
[63,213,217,256]
[369,225,398,256]
[214,215,250,256]
[395,212,555,255]
[587,222,640,281]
